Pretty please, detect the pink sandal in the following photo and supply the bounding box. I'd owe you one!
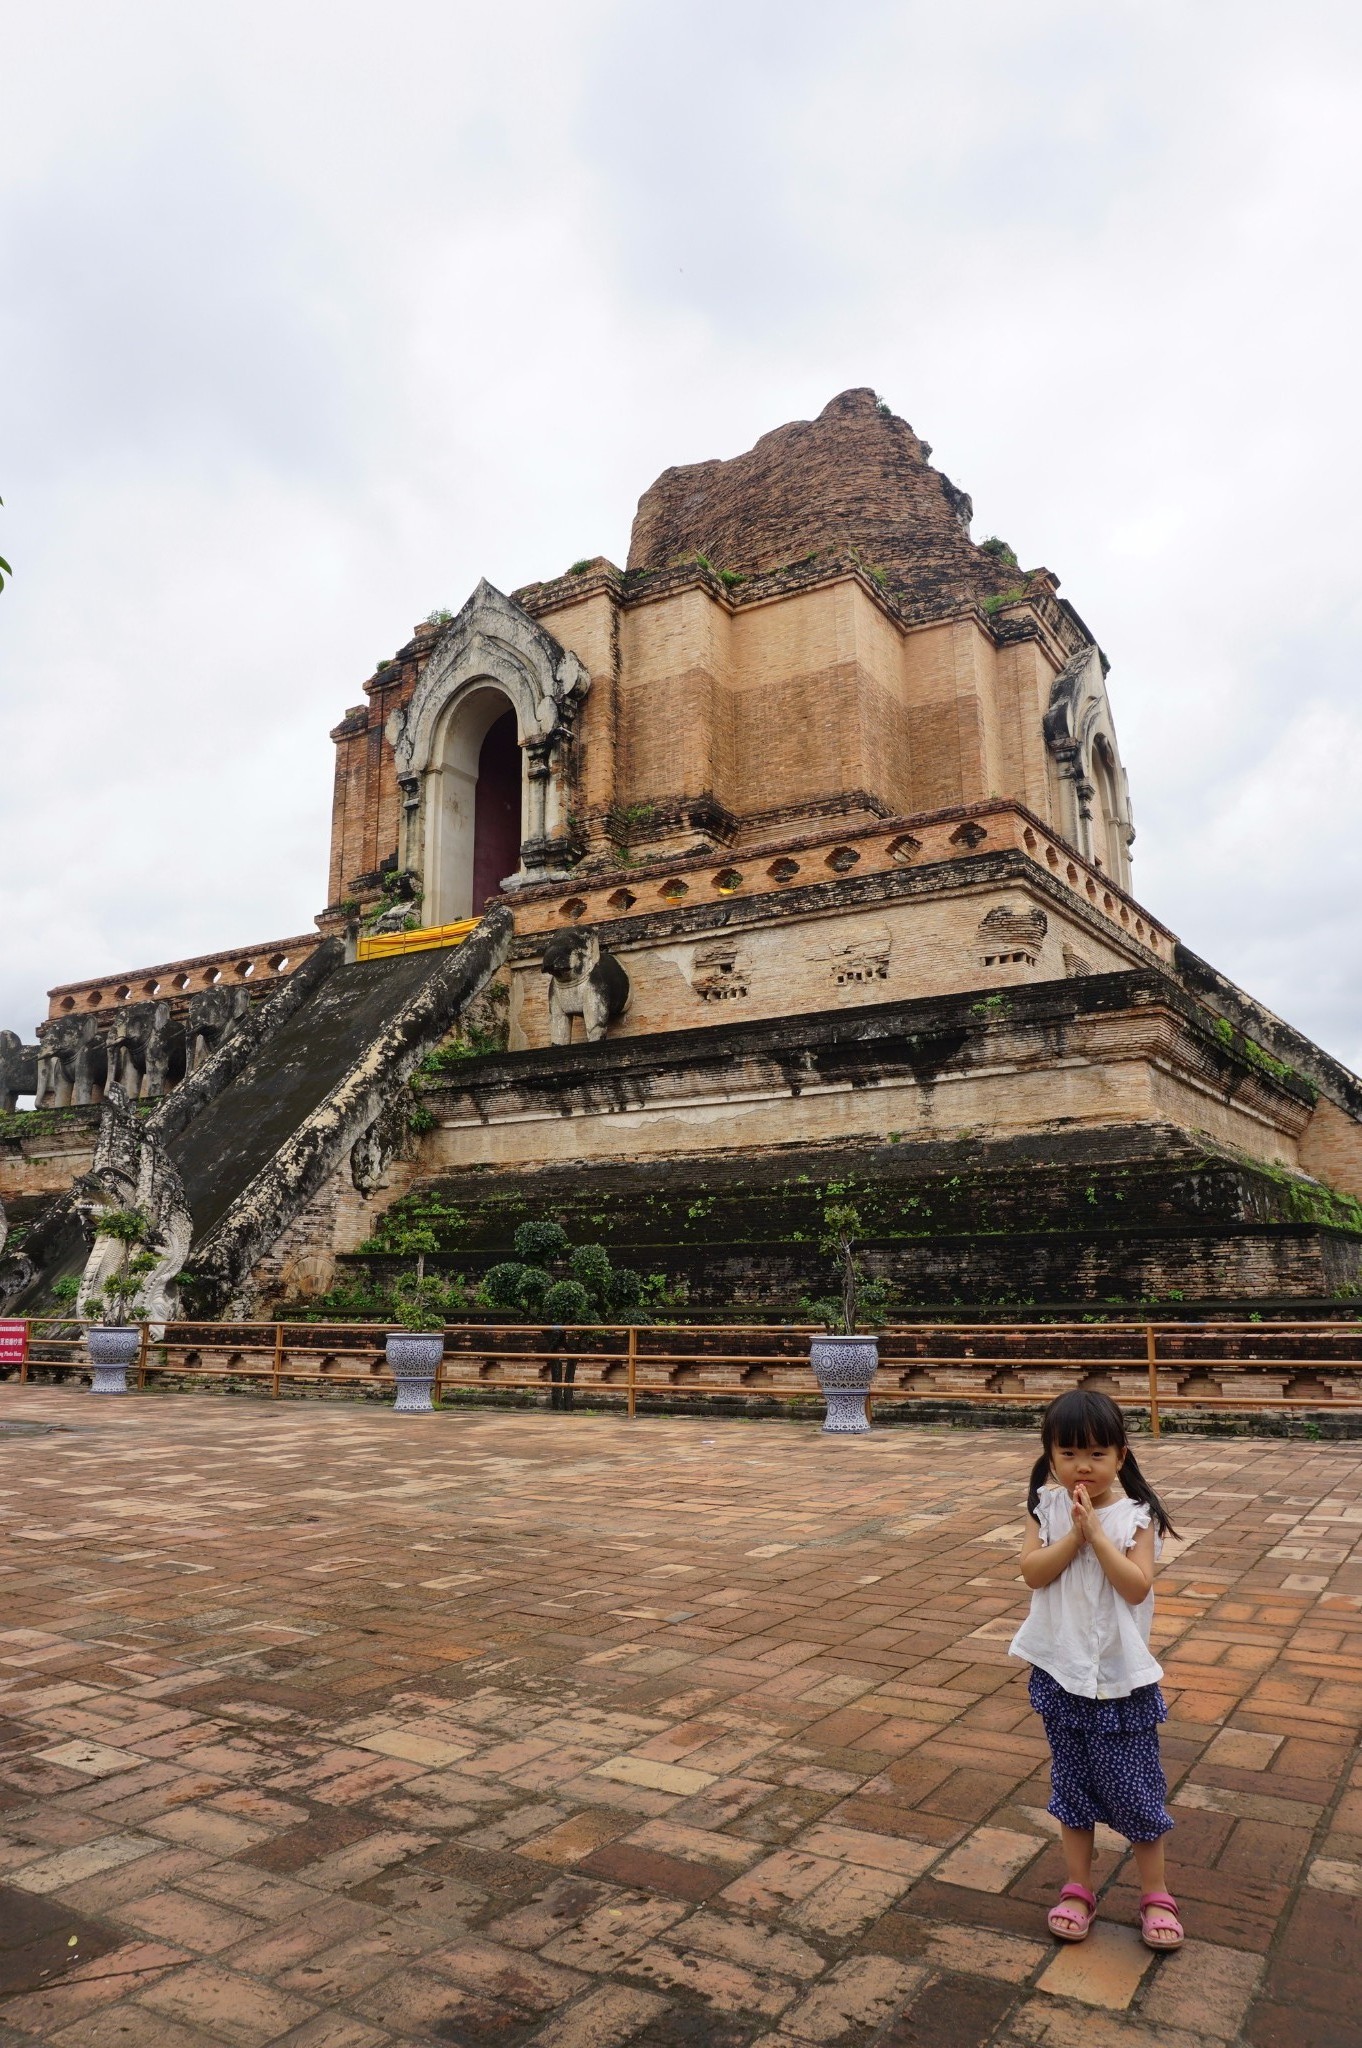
[1048,1882,1097,1941]
[1139,1891,1184,1950]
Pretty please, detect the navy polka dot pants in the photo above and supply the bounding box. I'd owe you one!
[1029,1668,1173,1843]
[1043,1719,1172,1841]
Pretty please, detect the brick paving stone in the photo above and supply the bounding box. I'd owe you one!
[1306,1852,1362,1892]
[520,1812,637,1866]
[767,1954,925,2038]
[578,1842,731,1903]
[623,1941,796,2019]
[1137,1936,1262,2039]
[664,1910,824,1983]
[347,1966,509,2036]
[8,1837,162,1897]
[219,1899,378,1979]
[114,1889,263,1955]
[541,1897,690,1973]
[134,1962,318,2046]
[860,1908,1047,1981]
[423,1934,589,2009]
[1000,2000,1207,2048]
[2,1390,1360,2048]
[0,1943,190,2037]
[1035,1921,1152,2008]
[269,2020,395,2048]
[527,1984,670,2047]
[932,1825,1045,1892]
[1246,2007,1362,2048]
[877,1972,1018,2048]
[45,2011,229,2047]
[786,1861,915,1938]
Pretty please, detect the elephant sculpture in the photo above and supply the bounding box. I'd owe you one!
[540,928,630,1045]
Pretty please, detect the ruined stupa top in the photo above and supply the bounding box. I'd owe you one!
[627,387,1040,613]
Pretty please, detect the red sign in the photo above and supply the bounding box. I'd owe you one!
[0,1322,27,1366]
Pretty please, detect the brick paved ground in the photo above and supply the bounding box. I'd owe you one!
[0,1388,1359,2048]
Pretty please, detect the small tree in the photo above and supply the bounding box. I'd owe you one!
[480,1219,651,1324]
[383,1219,439,1282]
[84,1207,157,1326]
[804,1202,891,1335]
[389,1272,448,1332]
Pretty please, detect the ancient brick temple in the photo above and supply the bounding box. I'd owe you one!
[6,390,1362,1313]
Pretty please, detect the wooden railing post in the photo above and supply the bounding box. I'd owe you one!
[1146,1324,1160,1437]
[272,1324,284,1399]
[627,1326,637,1420]
[136,1321,150,1388]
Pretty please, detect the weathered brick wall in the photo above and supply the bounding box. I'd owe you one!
[626,387,1036,609]
[333,1130,1362,1311]
[323,395,1096,917]
[324,622,439,918]
[421,972,1313,1183]
[1299,1095,1362,1202]
[246,1147,420,1306]
[0,1110,99,1202]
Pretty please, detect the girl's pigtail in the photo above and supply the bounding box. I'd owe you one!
[1119,1447,1178,1538]
[1026,1452,1050,1524]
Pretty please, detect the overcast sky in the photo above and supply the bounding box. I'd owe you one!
[3,1,1361,1069]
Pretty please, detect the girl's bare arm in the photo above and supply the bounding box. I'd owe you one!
[1020,1515,1084,1587]
[1087,1519,1156,1604]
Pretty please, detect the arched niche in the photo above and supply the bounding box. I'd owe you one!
[426,686,524,924]
[1043,645,1134,889]
[1090,734,1128,884]
[386,579,590,926]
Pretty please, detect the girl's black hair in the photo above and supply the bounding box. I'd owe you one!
[1027,1389,1177,1537]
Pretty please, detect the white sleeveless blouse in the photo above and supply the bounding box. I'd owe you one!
[1008,1486,1163,1700]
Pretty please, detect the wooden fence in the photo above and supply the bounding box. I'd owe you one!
[12,1317,1362,1432]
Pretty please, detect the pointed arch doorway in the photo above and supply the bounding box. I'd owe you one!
[426,686,524,923]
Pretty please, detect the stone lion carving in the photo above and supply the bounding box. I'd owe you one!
[540,929,630,1045]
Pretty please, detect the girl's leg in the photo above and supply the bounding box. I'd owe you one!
[1061,1825,1095,1890]
[1131,1838,1165,1895]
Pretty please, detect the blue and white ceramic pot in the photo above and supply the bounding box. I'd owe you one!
[809,1334,879,1434]
[386,1333,443,1413]
[88,1325,140,1396]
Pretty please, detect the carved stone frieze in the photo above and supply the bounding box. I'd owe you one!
[978,904,1048,966]
[691,940,751,1003]
[811,926,892,990]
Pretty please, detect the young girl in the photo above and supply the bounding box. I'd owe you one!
[1009,1390,1182,1950]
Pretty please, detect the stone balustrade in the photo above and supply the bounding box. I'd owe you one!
[46,933,321,1019]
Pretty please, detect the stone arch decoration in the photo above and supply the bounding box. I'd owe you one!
[1043,644,1135,888]
[386,579,591,925]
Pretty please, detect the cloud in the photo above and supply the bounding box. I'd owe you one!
[2,0,1362,1074]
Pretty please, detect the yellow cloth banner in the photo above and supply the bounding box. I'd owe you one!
[355,918,478,961]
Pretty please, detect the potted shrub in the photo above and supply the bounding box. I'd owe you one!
[805,1202,890,1434]
[479,1221,651,1411]
[81,1207,156,1395]
[385,1275,447,1413]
